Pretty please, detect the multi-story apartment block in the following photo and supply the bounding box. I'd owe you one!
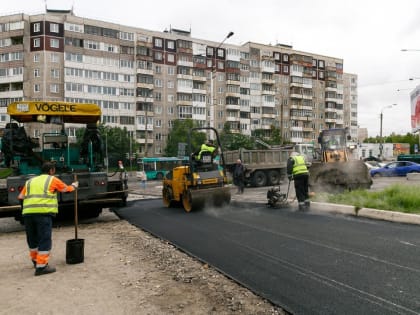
[0,8,358,156]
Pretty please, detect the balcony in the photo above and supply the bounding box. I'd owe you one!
[136,82,153,89]
[176,73,193,80]
[226,104,240,111]
[176,100,192,106]
[290,93,303,99]
[262,100,275,108]
[137,138,154,144]
[0,74,23,84]
[290,126,303,132]
[136,68,153,75]
[261,89,275,95]
[261,65,275,73]
[136,95,154,102]
[226,116,240,122]
[226,91,241,98]
[193,74,207,82]
[0,90,23,98]
[177,60,193,67]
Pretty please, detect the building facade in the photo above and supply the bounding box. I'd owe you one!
[0,9,358,156]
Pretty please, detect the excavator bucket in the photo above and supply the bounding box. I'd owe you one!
[309,160,372,193]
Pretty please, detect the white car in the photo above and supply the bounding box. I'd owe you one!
[364,160,386,170]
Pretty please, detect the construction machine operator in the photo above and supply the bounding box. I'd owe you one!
[194,139,216,161]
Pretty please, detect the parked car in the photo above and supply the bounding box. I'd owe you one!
[364,160,386,170]
[363,156,383,162]
[370,161,420,177]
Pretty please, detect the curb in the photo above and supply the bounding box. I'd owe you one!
[311,201,420,226]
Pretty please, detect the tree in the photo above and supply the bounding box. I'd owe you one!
[164,119,206,157]
[219,122,254,150]
[76,124,138,167]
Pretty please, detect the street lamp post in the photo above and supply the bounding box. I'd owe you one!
[210,31,234,136]
[379,103,397,158]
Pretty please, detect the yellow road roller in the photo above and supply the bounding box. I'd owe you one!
[162,127,231,212]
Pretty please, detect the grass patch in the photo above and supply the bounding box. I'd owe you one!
[312,184,420,214]
[0,168,13,179]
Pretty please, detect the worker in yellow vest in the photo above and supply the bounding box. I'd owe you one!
[287,152,310,211]
[18,162,78,276]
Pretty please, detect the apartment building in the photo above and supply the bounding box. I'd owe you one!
[0,8,358,156]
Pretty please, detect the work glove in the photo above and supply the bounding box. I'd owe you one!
[71,181,79,189]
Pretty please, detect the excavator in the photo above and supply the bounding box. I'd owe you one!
[307,128,372,192]
[162,127,231,212]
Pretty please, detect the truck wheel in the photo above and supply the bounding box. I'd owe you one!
[268,170,280,185]
[251,171,267,187]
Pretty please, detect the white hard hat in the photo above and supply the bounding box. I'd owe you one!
[290,152,300,157]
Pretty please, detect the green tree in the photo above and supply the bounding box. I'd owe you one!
[164,119,206,156]
[364,133,419,154]
[219,122,254,150]
[76,124,138,166]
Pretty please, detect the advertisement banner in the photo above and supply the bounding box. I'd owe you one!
[410,89,420,132]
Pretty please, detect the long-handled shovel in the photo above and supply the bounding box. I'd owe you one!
[66,174,85,264]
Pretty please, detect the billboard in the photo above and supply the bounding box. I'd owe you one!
[410,87,420,132]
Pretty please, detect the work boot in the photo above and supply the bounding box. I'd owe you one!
[305,200,311,209]
[35,264,56,276]
[298,202,305,211]
[32,260,36,268]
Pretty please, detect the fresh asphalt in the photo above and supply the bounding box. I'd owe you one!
[115,195,420,315]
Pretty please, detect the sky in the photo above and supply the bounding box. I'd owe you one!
[2,0,420,137]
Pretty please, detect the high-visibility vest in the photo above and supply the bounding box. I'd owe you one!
[197,144,216,160]
[22,175,58,215]
[292,155,308,176]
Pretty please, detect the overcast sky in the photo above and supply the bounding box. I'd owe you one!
[2,0,420,137]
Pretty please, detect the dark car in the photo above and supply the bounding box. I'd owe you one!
[363,156,382,162]
[370,161,420,177]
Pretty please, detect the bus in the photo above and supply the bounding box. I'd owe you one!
[136,156,189,180]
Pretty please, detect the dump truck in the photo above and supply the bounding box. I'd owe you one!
[0,101,128,221]
[307,128,372,192]
[224,148,291,187]
[162,127,231,212]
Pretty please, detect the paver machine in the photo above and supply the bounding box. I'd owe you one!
[308,128,372,192]
[0,101,128,221]
[162,127,231,212]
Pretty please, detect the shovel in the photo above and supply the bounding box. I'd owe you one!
[66,174,85,264]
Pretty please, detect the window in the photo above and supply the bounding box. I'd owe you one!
[50,39,59,48]
[167,67,175,75]
[50,69,59,79]
[33,23,41,33]
[34,69,40,77]
[51,53,59,63]
[50,23,59,33]
[154,51,163,61]
[166,40,175,50]
[34,84,40,92]
[154,37,163,48]
[34,54,40,62]
[33,38,40,48]
[50,84,59,93]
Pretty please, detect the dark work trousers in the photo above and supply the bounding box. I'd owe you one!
[237,178,245,193]
[293,173,309,203]
[24,214,53,252]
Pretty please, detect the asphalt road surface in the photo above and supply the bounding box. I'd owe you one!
[115,198,420,315]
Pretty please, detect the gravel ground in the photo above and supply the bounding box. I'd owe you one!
[0,184,287,315]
